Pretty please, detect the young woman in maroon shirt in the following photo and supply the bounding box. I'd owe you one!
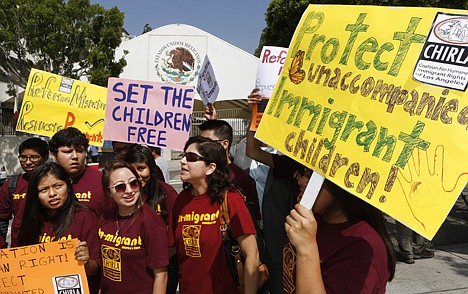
[18,162,100,293]
[124,145,179,294]
[285,171,396,294]
[168,136,259,294]
[100,161,168,294]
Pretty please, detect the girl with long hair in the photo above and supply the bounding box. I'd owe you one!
[18,162,100,293]
[124,145,179,294]
[168,136,259,294]
[99,161,168,294]
[285,171,396,293]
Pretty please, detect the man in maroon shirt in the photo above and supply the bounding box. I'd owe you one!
[49,127,108,217]
[0,137,49,247]
[198,120,261,221]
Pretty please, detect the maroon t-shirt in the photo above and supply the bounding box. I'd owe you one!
[0,233,5,248]
[168,189,256,294]
[283,216,390,294]
[36,208,100,294]
[71,167,109,217]
[155,180,178,225]
[98,205,168,294]
[0,174,29,247]
[229,162,261,221]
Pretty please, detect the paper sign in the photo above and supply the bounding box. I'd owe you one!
[16,69,107,146]
[256,5,468,240]
[300,171,326,210]
[256,46,288,97]
[250,47,288,131]
[0,239,89,294]
[197,55,219,105]
[104,78,195,151]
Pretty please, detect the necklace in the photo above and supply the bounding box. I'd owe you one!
[115,209,136,235]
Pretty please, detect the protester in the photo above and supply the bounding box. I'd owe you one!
[17,162,100,293]
[285,172,396,294]
[149,146,171,183]
[100,161,168,293]
[49,127,108,217]
[112,141,137,161]
[124,145,179,294]
[87,145,99,163]
[0,137,49,247]
[168,136,259,293]
[246,88,305,294]
[396,222,434,264]
[198,119,261,222]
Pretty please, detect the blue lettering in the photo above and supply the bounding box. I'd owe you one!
[135,107,145,124]
[158,130,167,147]
[147,129,157,145]
[161,86,173,105]
[174,113,182,130]
[165,112,174,128]
[112,106,121,121]
[182,89,194,109]
[127,83,139,103]
[123,107,133,122]
[112,82,126,102]
[140,84,153,104]
[128,126,137,141]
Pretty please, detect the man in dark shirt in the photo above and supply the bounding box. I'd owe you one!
[199,119,261,221]
[0,137,49,247]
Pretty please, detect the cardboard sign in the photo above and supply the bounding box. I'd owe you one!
[16,69,107,146]
[197,55,219,105]
[256,5,468,240]
[104,78,195,151]
[0,239,89,294]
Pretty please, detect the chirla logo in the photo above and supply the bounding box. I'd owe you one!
[434,16,468,45]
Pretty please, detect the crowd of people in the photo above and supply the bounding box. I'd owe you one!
[0,88,435,293]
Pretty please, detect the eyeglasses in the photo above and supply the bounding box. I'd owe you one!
[180,152,206,162]
[109,179,140,193]
[18,155,42,162]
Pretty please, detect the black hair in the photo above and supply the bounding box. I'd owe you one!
[183,136,235,204]
[124,145,169,221]
[198,120,233,150]
[19,137,49,158]
[323,179,396,281]
[148,146,162,156]
[18,162,85,246]
[48,127,89,154]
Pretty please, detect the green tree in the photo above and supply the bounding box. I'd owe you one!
[256,0,468,56]
[0,0,126,93]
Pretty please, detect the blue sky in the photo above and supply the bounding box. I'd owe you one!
[90,0,271,54]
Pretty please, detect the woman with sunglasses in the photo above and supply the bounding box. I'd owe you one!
[124,145,179,294]
[99,161,168,294]
[284,171,396,293]
[168,136,259,294]
[17,162,100,294]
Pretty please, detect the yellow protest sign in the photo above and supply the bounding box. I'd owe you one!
[256,5,468,240]
[0,239,89,293]
[16,69,107,146]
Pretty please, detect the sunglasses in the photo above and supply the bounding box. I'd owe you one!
[180,152,206,162]
[109,179,140,193]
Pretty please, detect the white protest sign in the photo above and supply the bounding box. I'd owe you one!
[255,46,288,97]
[196,55,219,105]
